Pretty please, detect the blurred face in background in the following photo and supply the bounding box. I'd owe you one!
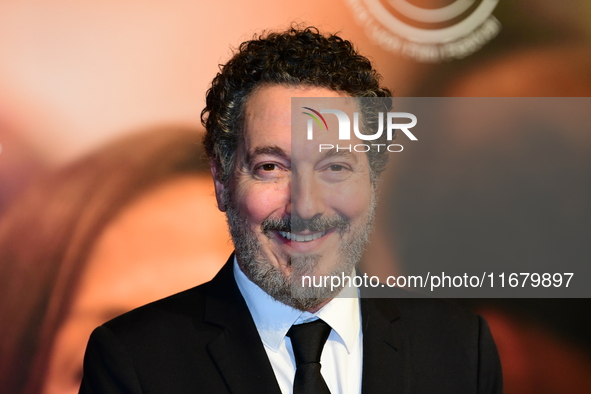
[43,175,232,394]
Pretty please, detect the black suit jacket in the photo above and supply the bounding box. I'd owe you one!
[79,256,502,393]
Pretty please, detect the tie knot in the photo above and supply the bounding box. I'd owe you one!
[287,320,332,366]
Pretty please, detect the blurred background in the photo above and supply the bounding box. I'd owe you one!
[1,1,590,393]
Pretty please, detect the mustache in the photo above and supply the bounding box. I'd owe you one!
[261,214,350,235]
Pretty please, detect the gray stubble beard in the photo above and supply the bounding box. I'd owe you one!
[224,188,376,311]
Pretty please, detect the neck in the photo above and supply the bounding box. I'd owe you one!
[305,298,332,313]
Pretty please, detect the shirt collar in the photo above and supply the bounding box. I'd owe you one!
[233,257,360,354]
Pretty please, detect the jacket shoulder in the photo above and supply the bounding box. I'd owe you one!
[103,281,211,335]
[80,280,235,393]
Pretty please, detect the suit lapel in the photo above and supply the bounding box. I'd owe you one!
[203,257,282,394]
[360,298,410,394]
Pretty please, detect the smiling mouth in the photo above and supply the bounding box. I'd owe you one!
[278,230,327,242]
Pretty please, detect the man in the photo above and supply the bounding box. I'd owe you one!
[79,26,502,393]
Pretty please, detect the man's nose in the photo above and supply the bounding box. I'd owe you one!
[289,170,325,221]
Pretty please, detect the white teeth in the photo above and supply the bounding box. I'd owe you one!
[278,231,326,242]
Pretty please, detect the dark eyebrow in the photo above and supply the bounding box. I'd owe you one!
[245,145,289,166]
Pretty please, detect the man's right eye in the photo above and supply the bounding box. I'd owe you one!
[253,163,286,178]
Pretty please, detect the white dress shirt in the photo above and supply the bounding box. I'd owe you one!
[233,259,362,394]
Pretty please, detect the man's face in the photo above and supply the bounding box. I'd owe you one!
[213,84,375,311]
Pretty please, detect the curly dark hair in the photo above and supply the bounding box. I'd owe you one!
[201,26,392,184]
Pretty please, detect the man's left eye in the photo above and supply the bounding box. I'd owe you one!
[329,165,345,171]
[260,164,277,171]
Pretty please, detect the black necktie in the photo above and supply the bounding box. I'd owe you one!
[287,319,332,394]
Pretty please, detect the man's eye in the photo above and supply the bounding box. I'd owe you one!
[329,165,345,171]
[260,164,277,171]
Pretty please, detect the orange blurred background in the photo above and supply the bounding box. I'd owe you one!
[1,1,591,394]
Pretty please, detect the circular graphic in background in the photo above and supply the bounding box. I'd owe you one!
[346,0,501,62]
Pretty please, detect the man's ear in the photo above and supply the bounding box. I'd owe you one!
[210,161,227,212]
